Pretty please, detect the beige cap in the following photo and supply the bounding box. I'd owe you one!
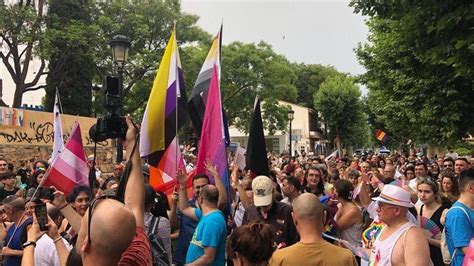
[252,175,273,207]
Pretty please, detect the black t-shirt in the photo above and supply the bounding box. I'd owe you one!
[242,201,299,247]
[0,187,19,202]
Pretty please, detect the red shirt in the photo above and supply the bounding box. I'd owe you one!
[119,227,152,266]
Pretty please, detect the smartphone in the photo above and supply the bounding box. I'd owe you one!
[34,203,48,231]
[39,187,55,201]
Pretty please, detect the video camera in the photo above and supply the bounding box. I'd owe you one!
[89,76,127,142]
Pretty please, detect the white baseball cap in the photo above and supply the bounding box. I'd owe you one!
[252,175,273,207]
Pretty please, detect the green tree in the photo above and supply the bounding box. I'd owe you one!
[92,0,210,116]
[221,41,297,134]
[351,0,474,147]
[43,0,96,116]
[0,0,48,107]
[314,75,368,148]
[293,63,341,110]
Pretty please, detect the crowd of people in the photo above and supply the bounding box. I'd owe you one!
[0,116,473,265]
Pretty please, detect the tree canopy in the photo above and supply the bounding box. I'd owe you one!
[351,0,474,147]
[0,0,48,108]
[314,75,369,148]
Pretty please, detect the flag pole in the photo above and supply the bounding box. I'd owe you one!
[174,23,179,174]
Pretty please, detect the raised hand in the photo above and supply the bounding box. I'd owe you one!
[231,165,239,188]
[205,160,219,179]
[52,187,67,208]
[177,168,187,186]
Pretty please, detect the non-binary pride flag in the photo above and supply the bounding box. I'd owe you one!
[189,25,222,135]
[140,29,188,166]
[376,129,388,142]
[51,89,64,161]
[44,121,88,195]
[195,65,231,197]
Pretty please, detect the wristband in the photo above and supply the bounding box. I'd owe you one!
[53,237,62,244]
[59,204,68,210]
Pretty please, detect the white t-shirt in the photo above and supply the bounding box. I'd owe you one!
[34,234,72,266]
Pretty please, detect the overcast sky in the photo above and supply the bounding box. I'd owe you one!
[1,0,368,106]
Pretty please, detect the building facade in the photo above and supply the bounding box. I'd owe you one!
[229,101,327,156]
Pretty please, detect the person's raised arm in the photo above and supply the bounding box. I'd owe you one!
[230,166,252,209]
[22,215,43,266]
[169,186,179,232]
[52,190,82,233]
[177,169,197,221]
[45,215,69,266]
[123,115,145,228]
[205,161,227,212]
[358,171,371,209]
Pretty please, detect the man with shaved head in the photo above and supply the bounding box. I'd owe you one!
[269,193,357,265]
[177,164,227,265]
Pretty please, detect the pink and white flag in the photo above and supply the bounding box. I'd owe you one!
[44,121,88,195]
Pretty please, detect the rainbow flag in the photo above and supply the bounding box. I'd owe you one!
[44,121,88,196]
[376,129,388,142]
[195,65,231,201]
[188,25,222,135]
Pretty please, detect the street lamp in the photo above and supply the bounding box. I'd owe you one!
[288,109,295,157]
[109,35,130,163]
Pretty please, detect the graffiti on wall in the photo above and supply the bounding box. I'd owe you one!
[0,108,110,147]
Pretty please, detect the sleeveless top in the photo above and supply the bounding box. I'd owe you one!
[369,222,414,266]
[335,206,363,248]
[4,216,33,266]
[420,204,446,266]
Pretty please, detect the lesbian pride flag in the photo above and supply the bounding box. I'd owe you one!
[44,121,88,195]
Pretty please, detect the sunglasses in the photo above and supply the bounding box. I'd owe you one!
[87,195,121,245]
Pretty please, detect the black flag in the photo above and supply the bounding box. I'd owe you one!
[246,96,270,177]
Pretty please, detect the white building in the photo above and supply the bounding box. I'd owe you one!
[229,101,327,156]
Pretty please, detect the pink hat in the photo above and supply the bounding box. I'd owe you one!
[372,184,414,208]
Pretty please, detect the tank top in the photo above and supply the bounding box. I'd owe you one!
[334,206,363,248]
[420,204,446,266]
[369,222,414,266]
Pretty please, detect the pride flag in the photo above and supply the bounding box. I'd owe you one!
[44,121,88,195]
[376,129,388,142]
[140,29,188,192]
[195,65,231,200]
[189,25,222,135]
[140,29,188,163]
[51,89,64,161]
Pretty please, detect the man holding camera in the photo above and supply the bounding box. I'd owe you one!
[48,115,152,265]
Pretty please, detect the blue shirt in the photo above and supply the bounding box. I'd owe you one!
[445,201,474,266]
[185,208,226,266]
[173,199,198,264]
[4,217,32,266]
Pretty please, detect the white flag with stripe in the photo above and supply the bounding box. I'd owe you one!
[52,89,64,160]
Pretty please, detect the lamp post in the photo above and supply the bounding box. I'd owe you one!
[288,109,295,157]
[109,35,130,163]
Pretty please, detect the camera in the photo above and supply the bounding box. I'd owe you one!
[89,76,127,142]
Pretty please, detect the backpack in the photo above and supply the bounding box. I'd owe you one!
[441,206,471,264]
[147,216,170,266]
